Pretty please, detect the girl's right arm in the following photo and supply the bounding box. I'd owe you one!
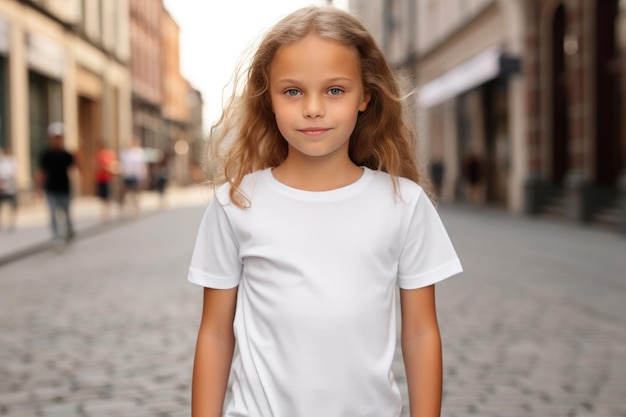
[192,286,238,417]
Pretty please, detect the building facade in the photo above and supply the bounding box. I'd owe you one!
[129,0,163,152]
[129,2,204,187]
[0,0,132,196]
[161,9,198,185]
[0,0,203,200]
[350,0,626,231]
[524,0,625,229]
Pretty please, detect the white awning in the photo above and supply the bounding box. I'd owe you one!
[26,32,65,80]
[418,46,503,109]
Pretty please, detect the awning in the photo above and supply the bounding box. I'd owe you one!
[26,32,65,80]
[417,46,520,109]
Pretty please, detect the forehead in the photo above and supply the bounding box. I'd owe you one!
[270,34,361,82]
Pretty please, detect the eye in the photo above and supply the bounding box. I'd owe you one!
[328,87,344,96]
[284,89,301,97]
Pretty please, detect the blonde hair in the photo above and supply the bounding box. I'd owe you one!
[206,6,432,207]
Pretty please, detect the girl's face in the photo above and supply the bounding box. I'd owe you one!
[269,34,370,162]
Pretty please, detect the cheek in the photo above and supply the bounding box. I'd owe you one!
[273,111,292,139]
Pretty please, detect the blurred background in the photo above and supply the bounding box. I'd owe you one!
[0,1,625,417]
[350,0,626,232]
[0,0,624,232]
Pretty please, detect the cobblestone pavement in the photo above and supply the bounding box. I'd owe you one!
[435,208,626,417]
[1,201,625,417]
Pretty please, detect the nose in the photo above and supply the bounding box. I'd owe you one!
[302,95,324,118]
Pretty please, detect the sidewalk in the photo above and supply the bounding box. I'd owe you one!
[0,185,213,266]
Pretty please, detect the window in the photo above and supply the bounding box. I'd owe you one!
[28,71,63,176]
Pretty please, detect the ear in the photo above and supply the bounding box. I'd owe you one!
[359,91,371,112]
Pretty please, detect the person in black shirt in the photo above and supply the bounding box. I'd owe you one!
[36,122,77,241]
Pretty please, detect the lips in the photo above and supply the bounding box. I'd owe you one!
[298,127,330,137]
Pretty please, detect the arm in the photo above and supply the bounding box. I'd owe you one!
[192,286,238,417]
[400,285,443,417]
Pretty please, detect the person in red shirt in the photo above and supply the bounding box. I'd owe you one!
[94,140,117,222]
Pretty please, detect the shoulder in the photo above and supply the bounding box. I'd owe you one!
[397,175,427,201]
[368,169,427,203]
[213,169,267,206]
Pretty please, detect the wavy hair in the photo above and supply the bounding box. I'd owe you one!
[206,6,432,207]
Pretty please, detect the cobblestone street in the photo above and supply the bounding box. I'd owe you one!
[0,199,625,417]
[436,208,626,417]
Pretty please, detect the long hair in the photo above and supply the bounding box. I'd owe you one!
[206,6,432,207]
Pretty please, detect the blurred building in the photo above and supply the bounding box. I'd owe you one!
[129,0,162,152]
[129,1,203,187]
[161,9,195,185]
[0,0,132,196]
[0,0,203,200]
[186,85,204,184]
[350,0,626,232]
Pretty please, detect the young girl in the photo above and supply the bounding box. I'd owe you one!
[188,6,462,417]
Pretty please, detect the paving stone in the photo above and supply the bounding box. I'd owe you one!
[40,403,82,417]
[0,390,31,406]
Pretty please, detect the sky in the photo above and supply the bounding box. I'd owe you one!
[163,0,349,133]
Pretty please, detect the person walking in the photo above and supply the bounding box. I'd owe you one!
[0,146,18,231]
[36,122,77,242]
[119,139,147,216]
[94,139,117,222]
[430,158,445,199]
[153,158,169,207]
[463,151,483,205]
[187,6,463,417]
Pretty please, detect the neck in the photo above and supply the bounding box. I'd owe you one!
[272,154,362,191]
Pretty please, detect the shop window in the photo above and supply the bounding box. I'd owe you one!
[28,71,63,177]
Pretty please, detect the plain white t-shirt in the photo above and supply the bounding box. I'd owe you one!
[188,167,462,417]
[119,147,147,180]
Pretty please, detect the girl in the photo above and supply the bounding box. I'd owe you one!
[188,6,462,417]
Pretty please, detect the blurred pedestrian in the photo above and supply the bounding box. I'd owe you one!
[153,158,169,207]
[119,139,147,216]
[187,6,462,417]
[430,158,445,199]
[94,139,117,222]
[463,151,483,205]
[0,146,18,231]
[36,122,78,242]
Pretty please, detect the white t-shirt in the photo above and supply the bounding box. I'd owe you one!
[119,147,147,180]
[188,167,462,417]
[0,154,17,195]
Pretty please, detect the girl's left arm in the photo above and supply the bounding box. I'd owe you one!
[400,285,443,417]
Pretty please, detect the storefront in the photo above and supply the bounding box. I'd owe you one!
[25,31,64,176]
[416,0,526,212]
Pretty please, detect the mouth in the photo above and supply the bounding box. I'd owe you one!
[298,127,330,137]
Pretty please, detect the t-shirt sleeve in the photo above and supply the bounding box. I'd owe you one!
[188,197,242,289]
[397,192,463,289]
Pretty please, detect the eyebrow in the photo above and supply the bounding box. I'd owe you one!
[274,77,355,85]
